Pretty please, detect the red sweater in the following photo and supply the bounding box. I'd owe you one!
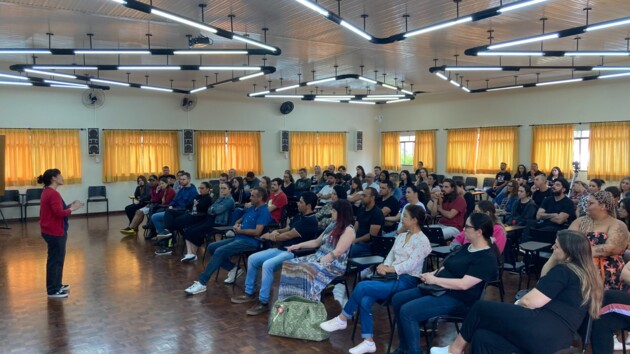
[40,187,72,236]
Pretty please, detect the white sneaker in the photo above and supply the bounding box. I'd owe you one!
[333,284,348,308]
[430,346,455,354]
[349,340,376,354]
[224,268,244,284]
[319,316,347,332]
[614,335,624,351]
[184,281,207,295]
[225,230,235,238]
[360,268,373,280]
[180,254,197,263]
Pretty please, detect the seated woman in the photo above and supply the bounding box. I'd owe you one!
[398,170,414,207]
[506,184,537,226]
[591,261,630,354]
[121,176,174,236]
[316,185,347,230]
[569,180,589,207]
[122,175,151,232]
[282,171,295,198]
[577,178,606,217]
[278,199,355,302]
[415,168,429,186]
[384,185,425,237]
[621,176,630,199]
[231,176,247,205]
[320,205,432,354]
[493,179,518,219]
[619,197,630,231]
[449,201,506,254]
[547,166,564,183]
[431,229,603,354]
[390,213,499,354]
[347,177,364,213]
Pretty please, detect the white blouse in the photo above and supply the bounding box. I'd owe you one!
[383,231,432,278]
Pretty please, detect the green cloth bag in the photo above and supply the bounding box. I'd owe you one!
[268,296,330,341]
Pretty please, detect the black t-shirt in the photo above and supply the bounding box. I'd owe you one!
[535,264,586,332]
[377,195,400,217]
[356,205,385,237]
[539,196,576,227]
[532,188,553,206]
[527,171,545,185]
[495,171,511,185]
[437,246,498,306]
[282,212,319,247]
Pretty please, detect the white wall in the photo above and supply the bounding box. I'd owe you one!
[0,86,379,218]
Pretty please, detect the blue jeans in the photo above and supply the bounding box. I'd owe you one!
[392,288,469,354]
[151,211,166,233]
[349,242,372,258]
[244,248,295,304]
[198,238,258,285]
[341,275,418,339]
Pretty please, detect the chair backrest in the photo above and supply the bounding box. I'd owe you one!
[279,204,289,228]
[465,177,478,189]
[209,179,220,186]
[530,228,557,244]
[0,190,20,203]
[422,226,446,246]
[452,175,464,183]
[482,177,495,188]
[436,175,445,185]
[88,186,106,198]
[370,235,396,258]
[25,188,43,201]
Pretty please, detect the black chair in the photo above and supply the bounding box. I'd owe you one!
[422,226,446,246]
[452,175,464,183]
[436,175,445,185]
[86,186,108,216]
[23,188,43,221]
[0,190,22,228]
[482,177,495,189]
[465,177,478,190]
[348,236,396,286]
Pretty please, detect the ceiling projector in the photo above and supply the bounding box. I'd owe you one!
[189,35,212,48]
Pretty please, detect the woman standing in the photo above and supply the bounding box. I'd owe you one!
[38,169,84,298]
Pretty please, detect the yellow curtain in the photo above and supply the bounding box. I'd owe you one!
[227,131,262,176]
[0,129,33,186]
[196,131,227,179]
[589,122,630,180]
[531,124,574,176]
[380,132,400,171]
[476,127,519,174]
[414,130,436,171]
[289,132,346,173]
[103,130,179,182]
[446,128,478,174]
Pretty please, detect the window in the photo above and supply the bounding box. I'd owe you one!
[196,131,262,178]
[400,135,415,166]
[573,129,589,172]
[289,132,346,173]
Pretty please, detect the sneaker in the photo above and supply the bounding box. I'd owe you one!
[144,231,156,240]
[246,301,269,316]
[120,227,132,232]
[614,335,624,351]
[180,254,197,263]
[231,293,256,304]
[319,316,347,332]
[47,290,69,298]
[60,284,70,291]
[349,340,376,354]
[155,248,173,256]
[121,229,137,236]
[332,284,348,308]
[430,347,456,354]
[224,268,244,284]
[184,281,207,295]
[155,231,173,240]
[225,230,235,238]
[142,223,153,230]
[360,268,373,280]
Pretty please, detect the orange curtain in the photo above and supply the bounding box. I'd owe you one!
[0,129,33,186]
[196,131,228,179]
[531,124,574,176]
[381,132,400,171]
[476,127,519,174]
[227,131,262,176]
[414,130,436,171]
[589,122,630,180]
[446,128,478,174]
[103,130,179,182]
[289,132,346,173]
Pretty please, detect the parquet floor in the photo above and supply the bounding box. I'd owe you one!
[0,213,535,354]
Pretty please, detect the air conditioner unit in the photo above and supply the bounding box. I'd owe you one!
[280,130,290,152]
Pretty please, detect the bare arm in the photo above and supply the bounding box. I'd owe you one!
[286,233,323,251]
[438,204,459,219]
[354,224,382,244]
[518,288,552,309]
[592,220,629,257]
[422,272,483,291]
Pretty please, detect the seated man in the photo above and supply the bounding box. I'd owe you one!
[230,192,319,315]
[534,178,576,232]
[429,178,466,240]
[486,162,511,199]
[268,178,288,224]
[378,180,400,233]
[362,172,380,192]
[184,187,271,295]
[294,168,312,197]
[532,174,552,206]
[151,172,198,239]
[350,187,385,258]
[527,162,544,186]
[243,171,260,191]
[338,165,352,185]
[211,173,228,200]
[227,168,237,183]
[317,172,336,204]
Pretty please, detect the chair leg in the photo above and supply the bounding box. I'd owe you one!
[106,201,109,218]
[387,320,396,354]
[385,305,394,354]
[499,279,505,302]
[351,312,359,342]
[86,201,89,217]
[0,209,9,229]
[623,330,627,354]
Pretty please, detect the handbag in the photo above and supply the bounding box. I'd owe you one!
[268,296,330,341]
[417,283,447,297]
[370,272,398,281]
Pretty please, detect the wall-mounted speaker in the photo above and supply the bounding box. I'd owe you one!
[355,130,363,151]
[280,130,290,153]
[182,129,194,155]
[88,128,100,155]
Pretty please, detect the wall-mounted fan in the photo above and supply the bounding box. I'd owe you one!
[181,94,197,112]
[82,89,105,109]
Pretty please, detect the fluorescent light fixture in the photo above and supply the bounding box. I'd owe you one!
[275,84,300,92]
[381,83,398,90]
[488,33,559,50]
[0,49,51,54]
[565,51,630,57]
[599,72,630,79]
[43,79,86,87]
[536,78,583,86]
[0,73,28,80]
[404,17,472,38]
[90,78,131,87]
[200,66,261,71]
[306,77,336,86]
[190,87,207,93]
[264,95,304,98]
[314,98,341,103]
[232,35,277,53]
[499,0,547,13]
[50,84,89,89]
[487,85,524,92]
[151,9,218,34]
[239,72,265,81]
[34,66,98,70]
[362,97,400,101]
[367,94,405,98]
[110,0,126,3]
[449,80,461,87]
[386,99,411,104]
[340,20,372,40]
[74,50,151,55]
[586,17,630,32]
[478,51,544,56]
[248,90,270,97]
[0,81,32,86]
[174,50,248,55]
[444,66,503,71]
[592,66,630,71]
[358,76,377,84]
[317,95,354,99]
[349,101,376,105]
[436,72,448,80]
[25,69,77,79]
[400,89,414,95]
[140,85,173,93]
[461,86,471,93]
[294,0,329,17]
[118,66,181,70]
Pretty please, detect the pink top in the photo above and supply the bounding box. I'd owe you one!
[384,231,432,277]
[452,224,506,254]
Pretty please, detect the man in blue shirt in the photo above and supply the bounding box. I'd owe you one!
[151,172,198,244]
[185,187,271,295]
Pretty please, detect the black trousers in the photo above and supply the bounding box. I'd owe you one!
[460,300,574,354]
[183,216,216,247]
[124,203,144,223]
[591,290,630,354]
[163,210,206,233]
[41,233,67,294]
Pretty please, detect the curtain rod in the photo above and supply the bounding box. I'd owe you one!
[194,129,265,132]
[382,129,439,133]
[289,130,349,133]
[0,127,86,131]
[530,120,630,126]
[101,128,179,131]
[444,125,521,131]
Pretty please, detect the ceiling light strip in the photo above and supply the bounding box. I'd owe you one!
[0,81,33,86]
[535,78,583,86]
[488,33,559,50]
[404,17,473,38]
[592,66,630,71]
[34,65,98,70]
[190,87,208,93]
[274,84,301,92]
[294,0,329,17]
[444,66,503,71]
[487,85,524,92]
[340,20,372,40]
[199,66,261,71]
[599,72,630,79]
[264,95,304,98]
[25,69,77,79]
[140,85,174,93]
[0,49,51,54]
[306,77,336,86]
[586,17,630,32]
[498,0,547,13]
[118,66,181,70]
[239,72,265,81]
[0,72,29,80]
[74,50,150,55]
[90,78,131,87]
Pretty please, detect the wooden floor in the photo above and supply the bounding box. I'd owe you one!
[0,213,534,354]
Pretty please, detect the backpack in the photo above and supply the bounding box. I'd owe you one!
[268,296,329,341]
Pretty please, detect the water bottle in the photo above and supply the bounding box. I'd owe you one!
[191,205,197,215]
